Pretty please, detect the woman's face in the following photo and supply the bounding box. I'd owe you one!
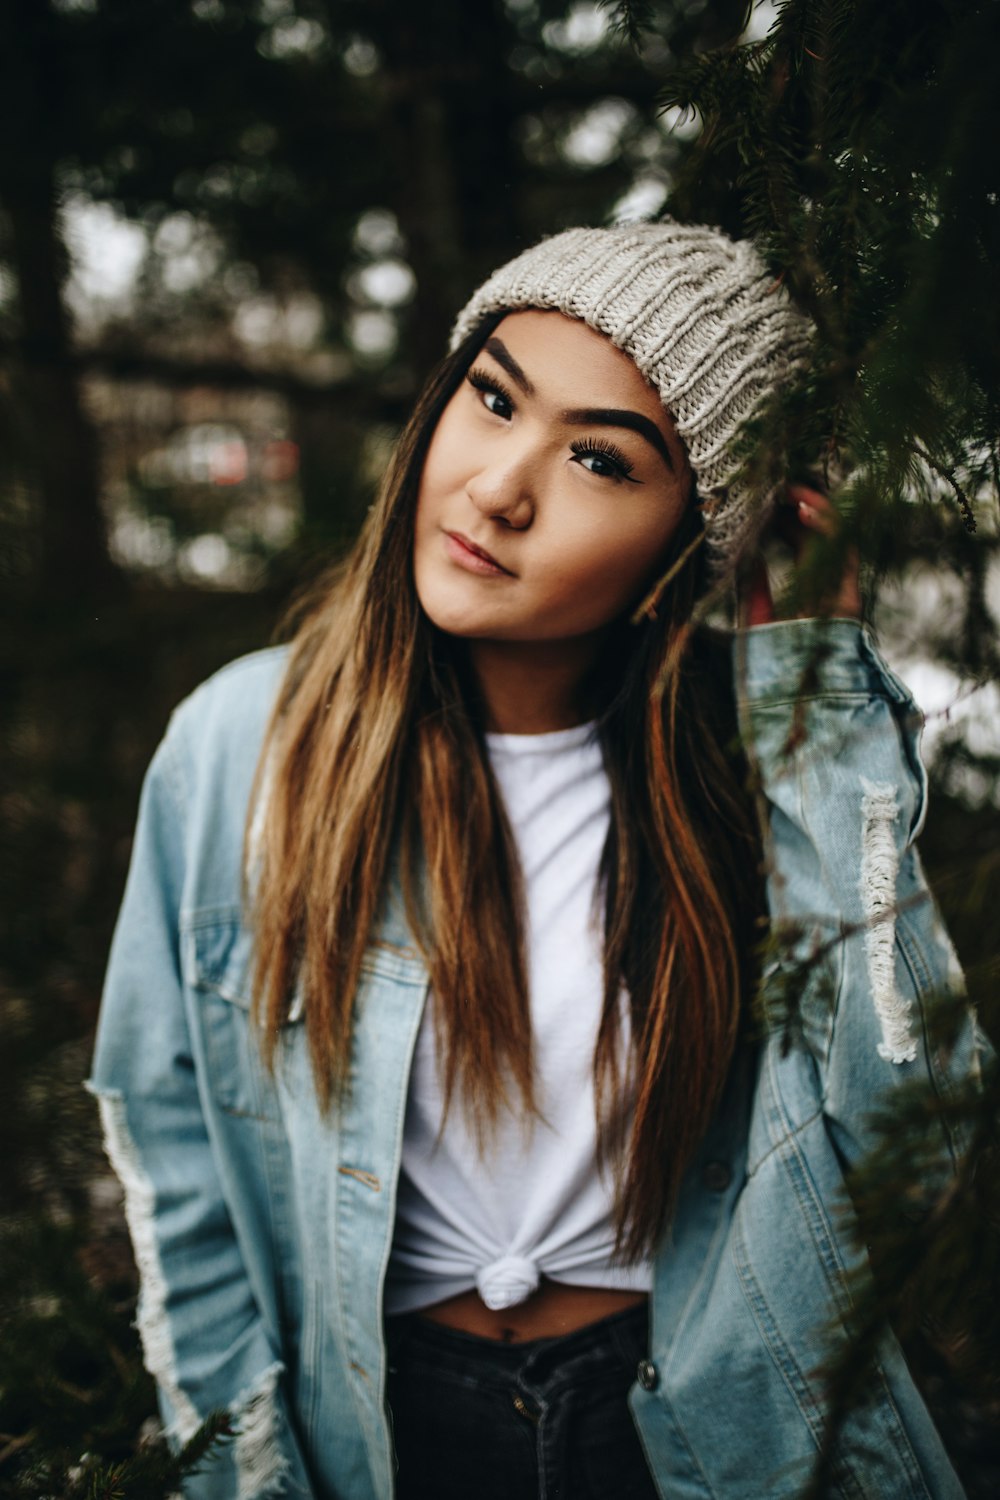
[413,311,691,647]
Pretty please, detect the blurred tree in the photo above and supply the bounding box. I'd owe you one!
[0,0,747,595]
[0,1,116,603]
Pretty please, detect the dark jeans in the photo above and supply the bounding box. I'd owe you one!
[385,1302,659,1500]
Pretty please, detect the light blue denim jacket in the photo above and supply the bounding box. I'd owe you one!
[88,619,985,1499]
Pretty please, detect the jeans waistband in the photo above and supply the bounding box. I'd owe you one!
[386,1299,658,1499]
[386,1299,648,1390]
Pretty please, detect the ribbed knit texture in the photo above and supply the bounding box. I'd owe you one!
[450,222,813,573]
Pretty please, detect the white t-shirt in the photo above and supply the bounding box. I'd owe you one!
[385,719,652,1314]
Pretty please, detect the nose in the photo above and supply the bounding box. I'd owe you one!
[465,451,535,529]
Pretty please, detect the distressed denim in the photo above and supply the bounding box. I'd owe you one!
[88,619,988,1499]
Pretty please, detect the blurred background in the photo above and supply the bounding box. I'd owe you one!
[1,0,997,1490]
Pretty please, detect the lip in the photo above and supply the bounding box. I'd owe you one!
[443,531,515,577]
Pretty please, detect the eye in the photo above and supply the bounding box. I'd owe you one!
[467,367,515,420]
[569,438,639,484]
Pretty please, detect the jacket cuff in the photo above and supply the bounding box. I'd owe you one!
[733,618,918,712]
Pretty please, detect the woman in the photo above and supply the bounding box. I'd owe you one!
[88,223,984,1499]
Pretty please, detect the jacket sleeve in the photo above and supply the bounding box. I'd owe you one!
[87,719,314,1499]
[735,616,989,1174]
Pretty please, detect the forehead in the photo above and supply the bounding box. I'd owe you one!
[487,309,667,421]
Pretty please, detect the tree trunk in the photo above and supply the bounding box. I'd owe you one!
[372,0,522,377]
[3,164,121,604]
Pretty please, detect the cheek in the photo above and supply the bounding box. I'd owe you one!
[412,502,439,609]
[412,445,449,563]
[547,512,679,621]
[414,461,442,535]
[412,471,459,623]
[415,400,467,511]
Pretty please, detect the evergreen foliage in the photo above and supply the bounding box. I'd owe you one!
[0,1218,231,1498]
[604,0,1000,1489]
[613,0,1000,591]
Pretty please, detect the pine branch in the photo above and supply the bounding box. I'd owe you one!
[598,0,658,51]
[912,442,977,534]
[646,0,1000,584]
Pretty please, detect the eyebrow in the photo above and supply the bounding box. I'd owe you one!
[561,407,675,472]
[482,335,675,473]
[483,336,535,395]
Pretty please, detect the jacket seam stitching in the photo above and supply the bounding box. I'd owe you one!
[747,1104,823,1178]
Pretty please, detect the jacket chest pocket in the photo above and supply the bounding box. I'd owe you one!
[183,916,303,1125]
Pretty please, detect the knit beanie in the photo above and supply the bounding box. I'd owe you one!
[449,221,813,575]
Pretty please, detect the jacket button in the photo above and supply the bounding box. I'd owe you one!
[636,1358,659,1391]
[702,1160,732,1192]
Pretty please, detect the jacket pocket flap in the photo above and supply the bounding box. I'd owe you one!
[184,918,311,1023]
[182,915,424,1017]
[183,918,256,1010]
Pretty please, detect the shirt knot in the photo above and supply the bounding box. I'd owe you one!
[475,1255,541,1311]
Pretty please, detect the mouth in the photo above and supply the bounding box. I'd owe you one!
[443,531,515,577]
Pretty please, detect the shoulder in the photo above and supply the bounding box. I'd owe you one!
[172,643,290,735]
[154,647,291,882]
[165,645,290,772]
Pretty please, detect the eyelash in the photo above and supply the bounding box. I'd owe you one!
[465,369,638,484]
[468,367,515,417]
[569,437,637,484]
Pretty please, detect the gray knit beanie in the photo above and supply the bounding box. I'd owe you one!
[449,221,813,575]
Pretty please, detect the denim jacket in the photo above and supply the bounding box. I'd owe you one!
[88,618,985,1499]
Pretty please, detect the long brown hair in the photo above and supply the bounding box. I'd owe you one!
[248,313,763,1259]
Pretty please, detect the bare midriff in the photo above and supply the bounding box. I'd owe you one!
[416,1278,648,1343]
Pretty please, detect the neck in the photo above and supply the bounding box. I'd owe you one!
[465,636,605,734]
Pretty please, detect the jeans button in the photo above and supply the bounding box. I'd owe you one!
[702,1160,732,1192]
[636,1358,659,1392]
[512,1392,540,1425]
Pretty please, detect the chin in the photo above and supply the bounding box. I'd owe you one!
[425,608,528,644]
[418,597,489,638]
[414,577,495,638]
